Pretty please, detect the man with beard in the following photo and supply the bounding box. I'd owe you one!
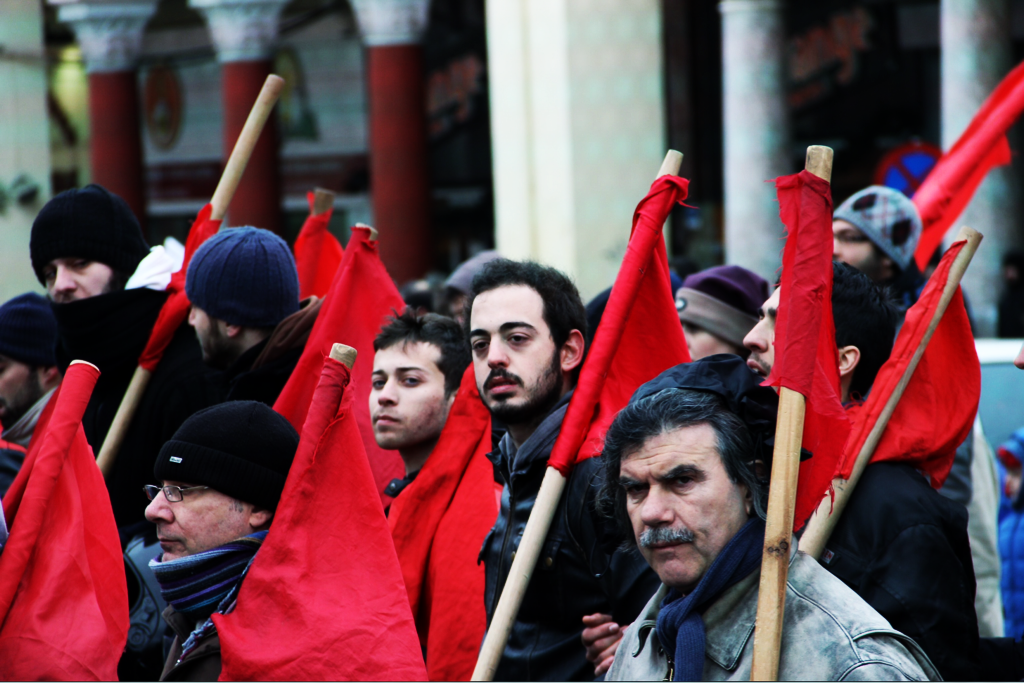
[186,227,315,405]
[467,259,660,681]
[0,293,60,494]
[742,261,982,680]
[30,184,223,535]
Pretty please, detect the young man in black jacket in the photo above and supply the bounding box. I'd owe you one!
[743,260,981,681]
[466,259,660,681]
[30,184,223,535]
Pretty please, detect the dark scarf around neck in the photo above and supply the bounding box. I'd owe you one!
[656,517,766,681]
[149,531,266,623]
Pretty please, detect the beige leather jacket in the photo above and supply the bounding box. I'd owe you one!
[607,548,941,681]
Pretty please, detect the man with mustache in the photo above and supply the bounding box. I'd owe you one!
[599,356,936,680]
[743,261,982,680]
[467,259,660,681]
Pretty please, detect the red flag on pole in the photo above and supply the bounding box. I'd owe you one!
[0,362,128,680]
[217,352,428,681]
[388,366,498,681]
[294,191,344,300]
[767,170,851,532]
[547,174,692,475]
[912,60,1024,271]
[840,240,979,487]
[274,226,405,503]
[139,204,222,371]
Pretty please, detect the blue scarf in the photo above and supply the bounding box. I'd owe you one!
[655,518,765,681]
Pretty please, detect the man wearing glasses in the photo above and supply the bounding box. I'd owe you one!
[143,401,298,681]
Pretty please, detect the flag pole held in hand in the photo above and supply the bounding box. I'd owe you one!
[750,145,833,682]
[96,74,285,479]
[798,225,983,560]
[471,149,685,683]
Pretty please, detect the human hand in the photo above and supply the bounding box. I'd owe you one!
[582,612,625,676]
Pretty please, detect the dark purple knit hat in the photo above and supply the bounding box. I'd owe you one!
[675,265,770,347]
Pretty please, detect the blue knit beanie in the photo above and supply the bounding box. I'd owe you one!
[185,227,300,328]
[0,293,58,367]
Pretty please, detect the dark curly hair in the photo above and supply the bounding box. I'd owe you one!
[831,261,898,400]
[374,309,470,397]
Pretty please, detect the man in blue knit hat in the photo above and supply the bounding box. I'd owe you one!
[0,293,61,494]
[186,226,312,405]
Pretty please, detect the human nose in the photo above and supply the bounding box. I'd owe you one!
[377,377,398,405]
[486,339,509,368]
[639,485,674,529]
[144,490,174,524]
[187,306,198,327]
[1015,342,1024,370]
[743,319,768,354]
[52,265,76,294]
[833,236,842,261]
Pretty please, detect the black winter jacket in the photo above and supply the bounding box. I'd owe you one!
[819,461,980,681]
[481,393,660,681]
[52,289,224,531]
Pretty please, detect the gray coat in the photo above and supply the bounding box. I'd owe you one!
[607,547,940,681]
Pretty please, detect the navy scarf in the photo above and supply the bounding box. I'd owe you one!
[655,518,766,681]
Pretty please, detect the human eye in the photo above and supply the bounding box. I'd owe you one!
[471,338,488,354]
[401,377,422,387]
[371,377,386,389]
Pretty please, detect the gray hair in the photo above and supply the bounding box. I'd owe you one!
[596,388,768,550]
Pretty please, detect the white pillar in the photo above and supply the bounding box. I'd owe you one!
[55,1,156,73]
[719,0,790,282]
[486,0,665,301]
[0,0,51,302]
[188,0,289,63]
[941,0,1019,337]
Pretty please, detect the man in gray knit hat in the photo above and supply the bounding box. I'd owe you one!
[832,185,922,287]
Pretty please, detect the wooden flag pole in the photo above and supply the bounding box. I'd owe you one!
[312,187,336,216]
[470,149,684,683]
[798,225,983,560]
[96,74,286,479]
[749,145,833,682]
[329,343,357,370]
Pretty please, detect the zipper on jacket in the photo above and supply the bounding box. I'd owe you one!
[491,483,517,616]
[663,652,674,682]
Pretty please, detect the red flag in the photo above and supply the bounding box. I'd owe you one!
[547,174,691,475]
[841,240,979,488]
[767,170,851,532]
[139,204,222,371]
[388,366,498,681]
[294,191,344,299]
[218,354,428,681]
[274,225,405,503]
[0,362,128,680]
[912,60,1024,271]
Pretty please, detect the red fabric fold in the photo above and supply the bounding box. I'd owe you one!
[767,170,851,532]
[388,366,498,681]
[218,356,427,681]
[0,363,128,681]
[912,60,1024,270]
[274,225,405,503]
[139,203,222,371]
[547,175,692,476]
[841,241,979,488]
[295,191,344,299]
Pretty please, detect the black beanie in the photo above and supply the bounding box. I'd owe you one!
[0,293,57,367]
[154,401,299,510]
[30,184,150,284]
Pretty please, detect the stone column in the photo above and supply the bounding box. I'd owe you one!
[485,0,665,301]
[57,1,157,229]
[190,0,288,234]
[941,0,1019,336]
[719,0,790,281]
[350,0,432,285]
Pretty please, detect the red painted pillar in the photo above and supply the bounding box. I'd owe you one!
[365,44,432,284]
[89,71,147,228]
[222,59,282,234]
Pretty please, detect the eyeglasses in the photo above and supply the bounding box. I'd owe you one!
[143,484,210,502]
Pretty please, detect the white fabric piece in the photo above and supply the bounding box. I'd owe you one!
[163,236,185,272]
[125,245,179,291]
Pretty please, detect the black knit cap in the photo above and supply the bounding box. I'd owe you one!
[154,401,299,510]
[30,184,150,284]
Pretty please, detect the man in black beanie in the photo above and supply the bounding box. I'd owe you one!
[144,401,298,682]
[29,184,223,534]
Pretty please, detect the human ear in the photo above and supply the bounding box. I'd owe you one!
[836,345,861,380]
[224,322,243,339]
[248,507,274,530]
[560,329,586,373]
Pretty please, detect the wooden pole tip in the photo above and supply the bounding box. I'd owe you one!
[805,145,834,182]
[952,225,983,247]
[69,359,100,372]
[657,150,684,178]
[312,187,335,215]
[354,222,379,241]
[329,343,357,369]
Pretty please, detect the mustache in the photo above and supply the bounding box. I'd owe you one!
[485,367,524,390]
[639,526,695,548]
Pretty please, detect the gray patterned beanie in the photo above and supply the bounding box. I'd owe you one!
[833,186,922,271]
